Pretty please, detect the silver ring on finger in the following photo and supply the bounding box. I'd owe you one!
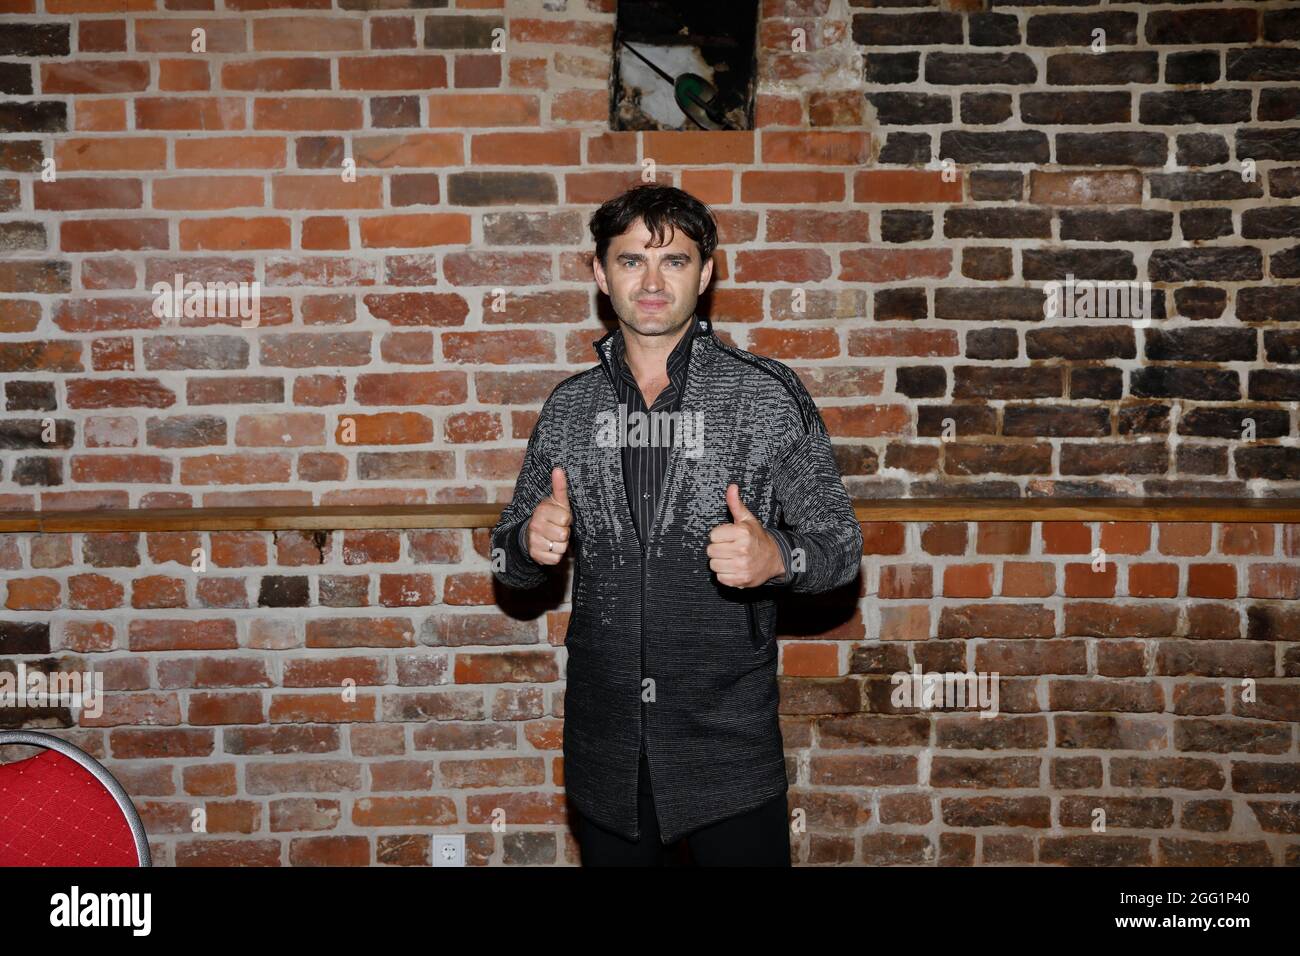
[547,540,554,552]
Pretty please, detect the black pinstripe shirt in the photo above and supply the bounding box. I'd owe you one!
[614,315,698,545]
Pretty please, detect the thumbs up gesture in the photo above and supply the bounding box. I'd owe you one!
[706,483,784,588]
[525,466,572,566]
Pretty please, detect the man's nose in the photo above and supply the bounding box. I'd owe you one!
[641,266,663,292]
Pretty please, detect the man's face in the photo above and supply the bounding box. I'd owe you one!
[593,217,714,338]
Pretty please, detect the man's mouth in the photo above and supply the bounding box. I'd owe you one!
[638,299,669,311]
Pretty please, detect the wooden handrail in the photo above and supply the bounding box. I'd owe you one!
[2,498,1300,533]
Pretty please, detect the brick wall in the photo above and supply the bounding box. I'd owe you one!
[1,0,1298,865]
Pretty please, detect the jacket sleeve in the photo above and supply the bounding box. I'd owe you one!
[761,380,863,595]
[489,398,556,590]
[760,531,794,585]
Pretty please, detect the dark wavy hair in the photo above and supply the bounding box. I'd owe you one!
[589,183,718,270]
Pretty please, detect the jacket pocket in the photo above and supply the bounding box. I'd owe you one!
[748,598,774,650]
[745,601,759,648]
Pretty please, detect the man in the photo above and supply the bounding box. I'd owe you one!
[490,183,863,866]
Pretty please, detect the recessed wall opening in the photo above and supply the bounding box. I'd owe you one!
[611,0,759,131]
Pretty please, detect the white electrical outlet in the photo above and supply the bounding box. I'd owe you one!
[431,834,465,867]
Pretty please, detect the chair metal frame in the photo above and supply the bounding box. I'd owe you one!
[0,730,152,867]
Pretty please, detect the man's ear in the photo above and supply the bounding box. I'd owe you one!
[592,253,608,295]
[697,253,714,293]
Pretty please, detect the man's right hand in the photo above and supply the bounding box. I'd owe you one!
[525,466,571,565]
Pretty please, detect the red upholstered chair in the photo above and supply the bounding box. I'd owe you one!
[0,731,151,867]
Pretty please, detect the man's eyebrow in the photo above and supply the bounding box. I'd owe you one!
[616,251,692,260]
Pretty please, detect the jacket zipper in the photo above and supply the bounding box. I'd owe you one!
[570,545,580,618]
[637,423,685,841]
[599,333,694,843]
[746,600,759,648]
[639,532,649,839]
[597,324,704,843]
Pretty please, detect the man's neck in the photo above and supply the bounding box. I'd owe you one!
[620,313,693,386]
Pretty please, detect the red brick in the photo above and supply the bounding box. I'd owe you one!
[1187,563,1237,599]
[854,170,962,203]
[1042,521,1092,554]
[1129,563,1180,598]
[1064,561,1118,598]
[878,563,933,599]
[1002,561,1055,597]
[976,522,1032,554]
[943,563,994,598]
[1100,521,1151,555]
[5,576,59,610]
[1158,523,1212,556]
[781,642,840,677]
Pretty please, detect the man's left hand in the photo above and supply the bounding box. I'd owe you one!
[706,483,784,588]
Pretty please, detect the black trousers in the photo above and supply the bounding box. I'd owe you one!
[573,751,792,866]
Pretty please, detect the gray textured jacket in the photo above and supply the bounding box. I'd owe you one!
[490,314,863,843]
